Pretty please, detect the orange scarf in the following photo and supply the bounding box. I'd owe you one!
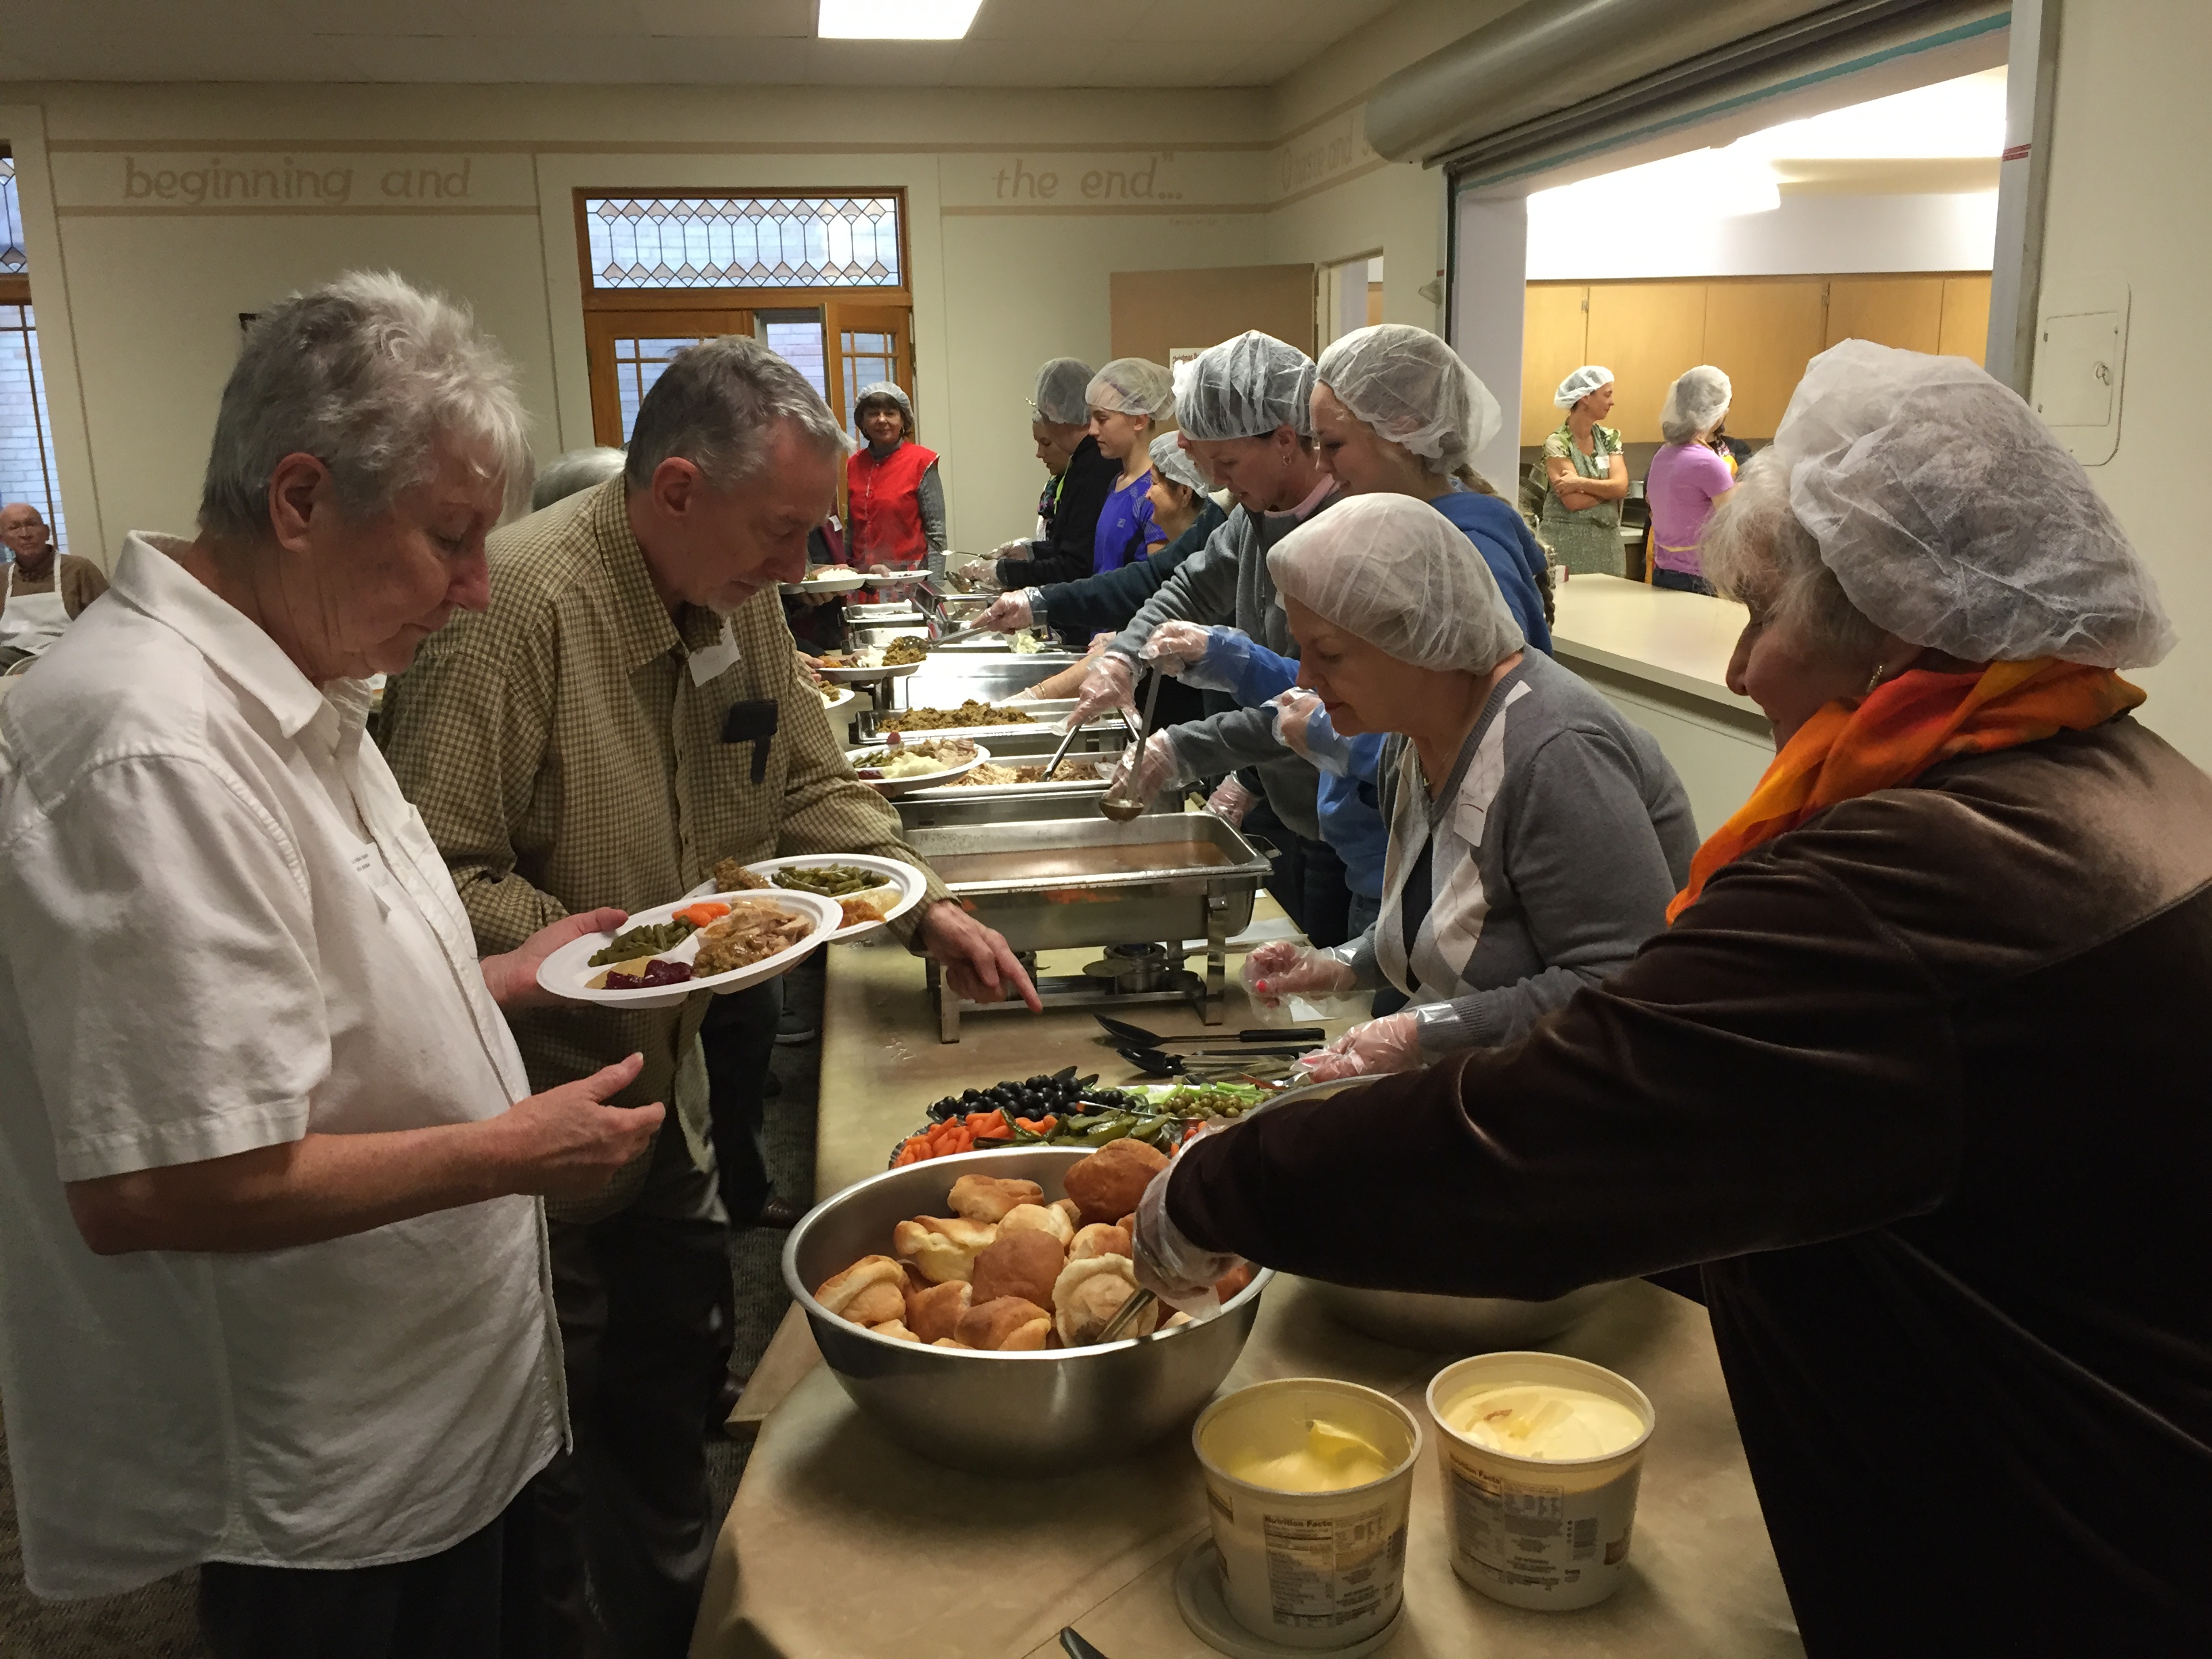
[1667,659,2144,923]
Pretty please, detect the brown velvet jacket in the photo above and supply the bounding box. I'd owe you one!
[1170,716,2212,1656]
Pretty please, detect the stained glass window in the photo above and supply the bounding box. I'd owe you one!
[585,196,901,291]
[0,157,24,276]
[0,304,68,554]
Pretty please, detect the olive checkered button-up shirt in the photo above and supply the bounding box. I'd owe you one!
[379,477,951,1216]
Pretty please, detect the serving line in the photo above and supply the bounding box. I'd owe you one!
[687,911,1801,1659]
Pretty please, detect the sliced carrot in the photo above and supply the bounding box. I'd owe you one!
[1015,1115,1057,1135]
[678,901,731,928]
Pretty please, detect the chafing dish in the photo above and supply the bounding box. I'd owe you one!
[784,1145,1271,1474]
[891,725,1145,829]
[860,699,1127,742]
[846,601,926,626]
[899,655,1084,705]
[902,814,1273,1038]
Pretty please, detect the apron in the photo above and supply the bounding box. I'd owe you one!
[0,563,71,659]
[1538,431,1624,577]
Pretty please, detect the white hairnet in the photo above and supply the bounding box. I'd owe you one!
[1554,365,1614,409]
[1315,325,1502,471]
[1087,357,1175,422]
[1149,432,1210,494]
[1031,357,1094,426]
[1660,365,1732,443]
[850,381,914,444]
[1173,331,1317,441]
[1268,493,1524,672]
[1773,339,2174,669]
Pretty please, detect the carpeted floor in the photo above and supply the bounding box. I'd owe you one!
[0,960,822,1657]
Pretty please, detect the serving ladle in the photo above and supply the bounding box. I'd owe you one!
[1097,668,1162,822]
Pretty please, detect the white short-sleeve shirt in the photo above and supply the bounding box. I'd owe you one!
[0,534,564,1598]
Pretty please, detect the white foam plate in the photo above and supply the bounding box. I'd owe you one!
[686,853,926,943]
[815,658,923,684]
[859,568,932,587]
[780,569,867,596]
[534,888,842,1009]
[844,739,987,795]
[815,685,857,715]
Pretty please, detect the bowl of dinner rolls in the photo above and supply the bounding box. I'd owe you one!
[783,1144,1271,1475]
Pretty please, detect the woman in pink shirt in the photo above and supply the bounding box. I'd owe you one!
[1645,365,1736,594]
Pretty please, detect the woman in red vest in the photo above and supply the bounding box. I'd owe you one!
[845,382,946,577]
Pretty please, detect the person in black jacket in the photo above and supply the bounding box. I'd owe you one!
[990,358,1119,590]
[977,433,1226,644]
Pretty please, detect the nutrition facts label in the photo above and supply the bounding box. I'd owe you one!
[1447,1460,1639,1594]
[1263,1506,1406,1631]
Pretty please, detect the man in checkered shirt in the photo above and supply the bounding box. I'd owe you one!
[381,337,1038,1658]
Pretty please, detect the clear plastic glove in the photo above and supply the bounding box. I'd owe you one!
[1140,620,1216,676]
[1206,776,1256,826]
[1268,689,1357,777]
[1240,940,1357,1004]
[1292,1012,1422,1082]
[992,537,1033,560]
[1065,651,1137,730]
[1131,1139,1250,1311]
[1143,621,1254,695]
[1104,730,1185,806]
[977,591,1034,633]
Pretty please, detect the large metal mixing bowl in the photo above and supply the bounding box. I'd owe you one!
[783,1145,1271,1476]
[1232,1073,1621,1351]
[1298,1278,1618,1351]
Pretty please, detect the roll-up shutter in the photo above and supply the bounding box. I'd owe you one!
[1370,0,2007,188]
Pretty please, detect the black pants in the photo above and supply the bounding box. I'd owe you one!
[200,1502,524,1659]
[1243,796,1354,949]
[701,978,781,1223]
[524,1133,735,1659]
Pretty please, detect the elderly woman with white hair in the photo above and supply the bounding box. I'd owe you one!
[846,380,945,577]
[0,273,663,1654]
[1645,363,1736,593]
[1137,342,2211,1654]
[1231,491,1696,1076]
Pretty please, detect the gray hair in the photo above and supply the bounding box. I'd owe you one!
[200,270,531,542]
[531,445,626,512]
[1700,455,1885,662]
[624,335,846,493]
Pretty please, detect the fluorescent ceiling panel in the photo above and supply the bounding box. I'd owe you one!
[818,0,984,39]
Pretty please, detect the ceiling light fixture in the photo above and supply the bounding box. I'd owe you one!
[819,0,984,39]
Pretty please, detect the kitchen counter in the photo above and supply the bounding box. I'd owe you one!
[688,914,1803,1659]
[1548,575,1774,834]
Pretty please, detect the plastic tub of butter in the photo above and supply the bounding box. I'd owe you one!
[1425,1351,1655,1612]
[1191,1378,1422,1652]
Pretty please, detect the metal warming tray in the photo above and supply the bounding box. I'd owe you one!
[899,655,1083,705]
[860,699,1128,741]
[903,814,1273,1036]
[892,726,1143,828]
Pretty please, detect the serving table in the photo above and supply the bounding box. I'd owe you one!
[689,908,1803,1659]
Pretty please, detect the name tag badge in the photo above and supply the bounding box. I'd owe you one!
[689,619,743,687]
[349,844,394,918]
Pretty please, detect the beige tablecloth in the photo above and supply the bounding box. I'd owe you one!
[691,905,1803,1658]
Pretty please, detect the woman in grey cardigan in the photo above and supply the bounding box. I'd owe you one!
[1243,492,1697,1078]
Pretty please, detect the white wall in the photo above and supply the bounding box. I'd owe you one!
[2029,0,2212,768]
[0,81,1277,562]
[1526,189,1998,282]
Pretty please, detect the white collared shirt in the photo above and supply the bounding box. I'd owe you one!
[0,533,562,1597]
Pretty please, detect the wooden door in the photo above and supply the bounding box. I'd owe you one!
[826,302,914,437]
[584,308,752,447]
[1826,277,1944,354]
[1108,266,1318,364]
[1938,274,1993,365]
[1519,284,1589,445]
[1702,279,1828,439]
[1586,282,1709,443]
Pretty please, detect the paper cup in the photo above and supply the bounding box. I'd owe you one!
[1192,1378,1422,1651]
[1426,1351,1655,1612]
